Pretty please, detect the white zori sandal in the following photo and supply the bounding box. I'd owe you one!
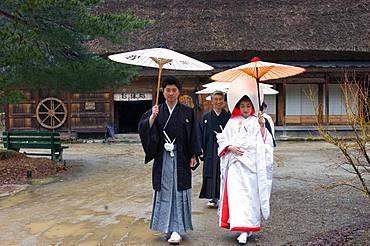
[167,232,182,244]
[237,232,252,244]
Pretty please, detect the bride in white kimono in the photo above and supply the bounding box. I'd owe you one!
[217,95,274,244]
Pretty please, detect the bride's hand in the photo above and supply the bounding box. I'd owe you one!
[228,145,244,156]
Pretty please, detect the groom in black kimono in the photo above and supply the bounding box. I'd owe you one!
[138,76,201,244]
[199,91,230,208]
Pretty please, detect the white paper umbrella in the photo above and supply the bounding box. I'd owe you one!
[197,80,275,96]
[227,77,264,115]
[263,87,279,95]
[109,47,213,104]
[205,86,278,101]
[196,87,227,94]
[196,81,229,94]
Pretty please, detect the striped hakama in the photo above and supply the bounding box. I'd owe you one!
[150,148,193,233]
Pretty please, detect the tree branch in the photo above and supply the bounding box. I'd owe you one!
[0,9,17,20]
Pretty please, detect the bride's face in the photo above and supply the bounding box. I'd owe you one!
[239,100,253,117]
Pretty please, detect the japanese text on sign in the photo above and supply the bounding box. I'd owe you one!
[114,93,152,101]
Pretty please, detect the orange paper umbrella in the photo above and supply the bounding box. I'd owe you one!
[211,57,305,111]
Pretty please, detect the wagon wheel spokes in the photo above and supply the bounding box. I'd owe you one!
[54,103,62,111]
[36,97,67,129]
[42,104,49,111]
[42,115,50,123]
[53,116,62,124]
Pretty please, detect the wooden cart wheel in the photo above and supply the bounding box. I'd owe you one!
[36,97,67,129]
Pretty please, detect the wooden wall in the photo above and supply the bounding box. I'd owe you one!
[6,90,113,133]
[8,90,38,130]
[70,92,112,132]
[4,71,369,133]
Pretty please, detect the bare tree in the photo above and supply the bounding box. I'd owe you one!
[309,73,370,199]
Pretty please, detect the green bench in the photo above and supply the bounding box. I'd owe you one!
[2,131,68,161]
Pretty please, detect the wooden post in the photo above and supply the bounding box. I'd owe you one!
[67,92,71,134]
[276,80,286,126]
[324,73,329,125]
[5,103,10,131]
[109,91,114,133]
[35,89,40,131]
[6,131,10,148]
[51,133,55,160]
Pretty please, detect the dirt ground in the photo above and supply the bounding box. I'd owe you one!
[0,141,369,245]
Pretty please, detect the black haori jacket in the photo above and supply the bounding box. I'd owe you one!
[138,102,201,191]
[199,109,230,177]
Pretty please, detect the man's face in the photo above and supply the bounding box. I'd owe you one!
[211,94,225,111]
[163,84,180,103]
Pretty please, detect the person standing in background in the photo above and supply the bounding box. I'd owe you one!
[199,91,230,208]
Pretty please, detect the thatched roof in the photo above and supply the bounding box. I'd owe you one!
[91,0,370,60]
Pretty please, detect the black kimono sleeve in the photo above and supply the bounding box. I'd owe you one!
[198,113,209,161]
[138,109,160,164]
[198,118,204,154]
[189,109,202,170]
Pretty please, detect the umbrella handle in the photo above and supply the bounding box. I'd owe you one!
[151,58,171,106]
[155,65,163,105]
[256,78,263,112]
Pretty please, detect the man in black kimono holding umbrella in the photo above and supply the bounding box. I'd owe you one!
[199,91,230,208]
[138,76,201,244]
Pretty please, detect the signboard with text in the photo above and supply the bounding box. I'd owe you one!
[85,101,96,110]
[114,93,153,101]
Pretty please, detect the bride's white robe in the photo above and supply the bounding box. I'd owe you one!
[217,115,272,232]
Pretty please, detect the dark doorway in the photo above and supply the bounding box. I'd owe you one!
[114,100,152,133]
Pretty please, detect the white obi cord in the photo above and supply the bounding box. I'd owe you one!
[163,130,175,157]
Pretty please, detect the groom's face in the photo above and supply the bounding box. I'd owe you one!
[163,84,180,103]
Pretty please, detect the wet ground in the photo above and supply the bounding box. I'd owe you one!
[0,141,369,246]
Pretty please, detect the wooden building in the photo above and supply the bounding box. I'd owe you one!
[4,0,370,137]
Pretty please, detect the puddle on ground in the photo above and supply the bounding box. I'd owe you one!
[0,190,35,209]
[24,214,159,245]
[44,223,91,238]
[29,176,61,185]
[25,220,58,234]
